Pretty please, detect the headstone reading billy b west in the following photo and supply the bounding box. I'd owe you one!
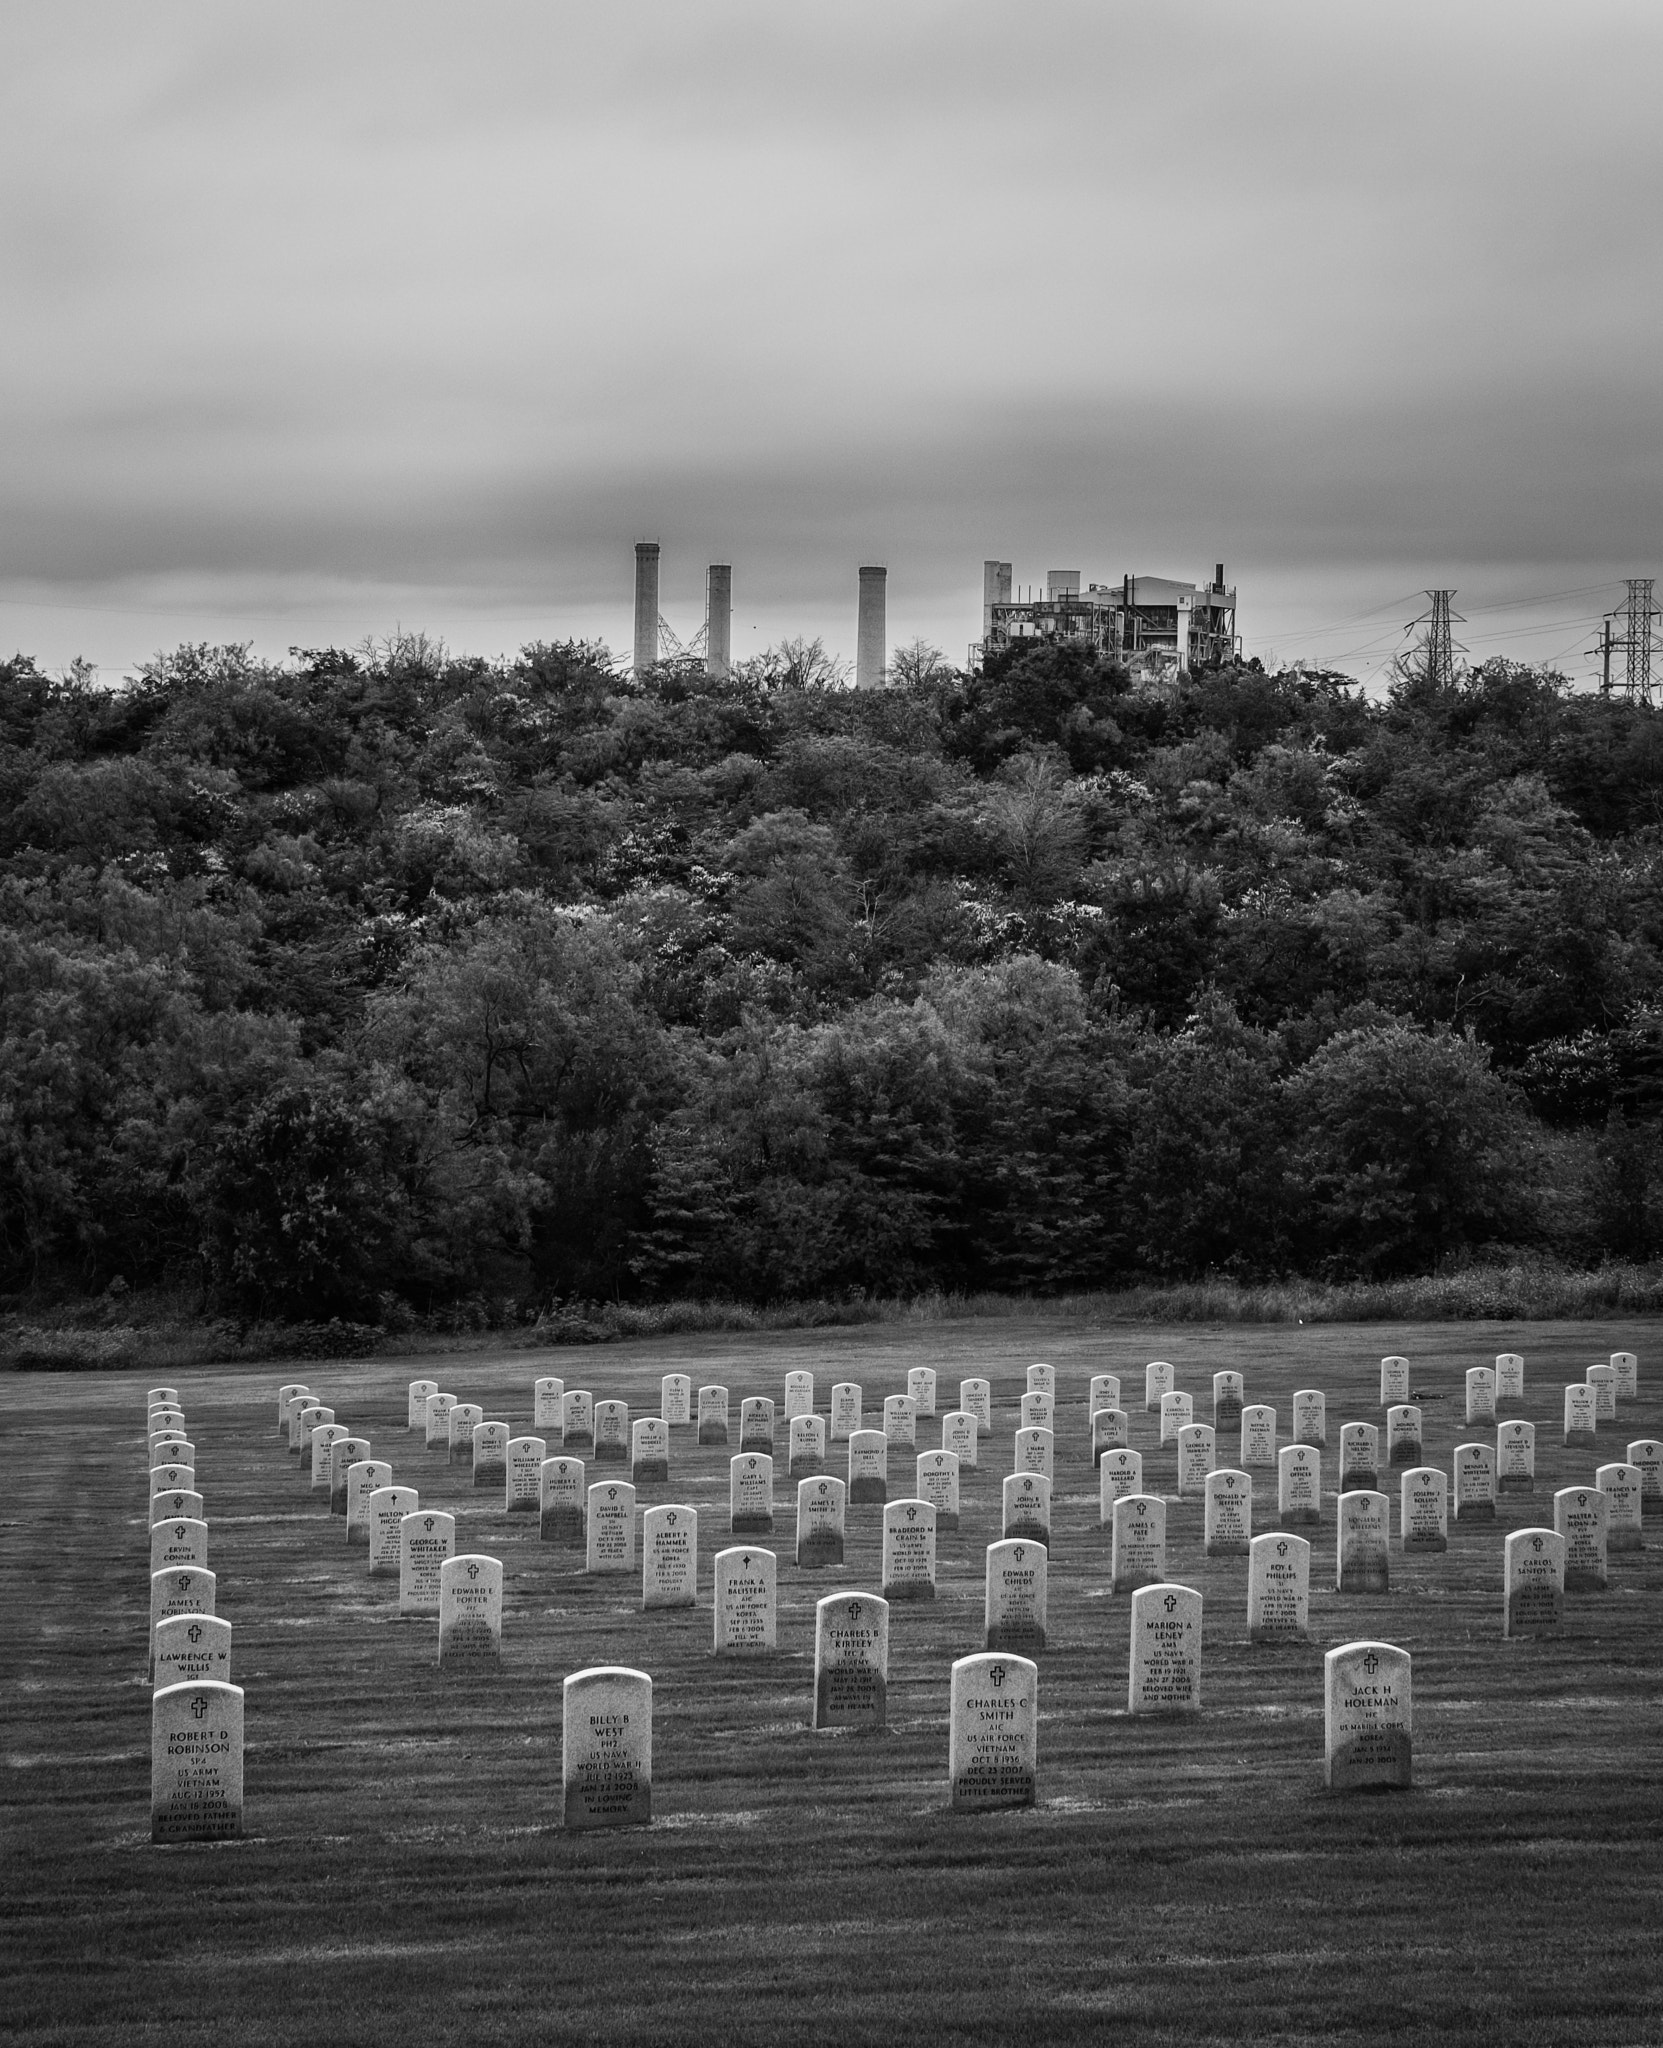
[562,1666,651,1830]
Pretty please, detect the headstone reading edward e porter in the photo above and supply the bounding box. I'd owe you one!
[438,1553,503,1670]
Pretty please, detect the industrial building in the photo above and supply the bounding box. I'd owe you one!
[980,562,1239,672]
[632,544,887,686]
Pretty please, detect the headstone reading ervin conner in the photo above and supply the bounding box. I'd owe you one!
[151,1680,243,1843]
[150,1518,207,1575]
[813,1592,888,1730]
[949,1653,1038,1813]
[562,1666,651,1830]
[1324,1640,1411,1790]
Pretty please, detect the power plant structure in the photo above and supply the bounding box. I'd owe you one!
[979,562,1238,672]
[630,544,887,685]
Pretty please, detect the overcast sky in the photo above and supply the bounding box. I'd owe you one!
[4,0,1661,685]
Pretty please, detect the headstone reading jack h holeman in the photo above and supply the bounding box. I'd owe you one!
[1128,1583,1202,1716]
[1248,1531,1310,1642]
[1324,1641,1412,1790]
[562,1666,651,1830]
[714,1546,777,1653]
[437,1553,503,1671]
[949,1653,1038,1813]
[152,1680,243,1843]
[813,1592,889,1730]
[1503,1527,1565,1637]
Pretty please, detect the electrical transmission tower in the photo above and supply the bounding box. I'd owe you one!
[1405,589,1464,686]
[1622,577,1659,704]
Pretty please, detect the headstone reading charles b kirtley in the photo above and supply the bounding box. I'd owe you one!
[562,1666,651,1830]
[949,1653,1038,1813]
[1128,1583,1202,1716]
[713,1545,777,1653]
[813,1592,888,1730]
[152,1679,243,1843]
[1248,1531,1310,1642]
[1324,1640,1412,1789]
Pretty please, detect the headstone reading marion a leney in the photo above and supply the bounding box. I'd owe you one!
[1128,1583,1202,1716]
[562,1666,651,1830]
[151,1680,243,1843]
[813,1592,888,1730]
[949,1653,1038,1813]
[713,1545,777,1653]
[1324,1640,1411,1790]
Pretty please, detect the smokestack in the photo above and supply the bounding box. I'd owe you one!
[982,559,1012,641]
[633,542,660,674]
[706,564,732,679]
[856,565,887,689]
[1215,562,1225,592]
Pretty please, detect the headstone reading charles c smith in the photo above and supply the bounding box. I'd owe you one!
[949,1653,1038,1813]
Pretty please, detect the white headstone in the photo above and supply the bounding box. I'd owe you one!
[506,1435,546,1513]
[328,1435,371,1515]
[796,1476,847,1568]
[562,1666,651,1829]
[660,1373,692,1427]
[1144,1360,1174,1412]
[984,1538,1048,1652]
[696,1385,730,1447]
[1495,1352,1524,1401]
[406,1379,438,1429]
[730,1452,775,1536]
[1497,1419,1535,1494]
[472,1422,509,1488]
[788,1413,827,1481]
[293,1400,332,1454]
[151,1463,195,1499]
[309,1423,347,1490]
[1014,1425,1054,1481]
[1324,1641,1411,1790]
[149,1433,191,1465]
[562,1389,594,1449]
[1110,1493,1166,1594]
[446,1403,482,1466]
[1026,1363,1055,1397]
[907,1366,937,1416]
[1453,1442,1496,1523]
[1128,1583,1202,1716]
[1089,1373,1122,1421]
[1629,1438,1662,1520]
[149,1489,203,1528]
[533,1376,566,1436]
[783,1370,814,1421]
[830,1383,862,1442]
[1503,1527,1565,1637]
[399,1511,455,1616]
[1098,1449,1143,1519]
[368,1485,418,1575]
[1248,1530,1310,1641]
[1159,1390,1194,1445]
[345,1459,392,1543]
[739,1396,775,1451]
[1335,1489,1390,1594]
[150,1567,214,1676]
[714,1546,777,1653]
[813,1592,888,1730]
[1554,1485,1608,1591]
[848,1428,888,1505]
[915,1450,960,1531]
[1584,1364,1617,1424]
[1610,1350,1638,1399]
[1563,1384,1597,1448]
[882,1499,937,1602]
[1002,1472,1051,1546]
[1400,1467,1448,1552]
[1213,1371,1244,1429]
[1595,1462,1644,1553]
[1176,1423,1215,1500]
[1292,1389,1327,1448]
[1338,1422,1379,1493]
[641,1504,697,1610]
[593,1398,630,1463]
[1091,1407,1129,1466]
[153,1613,231,1692]
[151,1680,243,1842]
[586,1481,637,1574]
[959,1378,991,1438]
[1204,1468,1251,1557]
[949,1652,1038,1812]
[1277,1444,1322,1528]
[941,1411,979,1469]
[1465,1367,1496,1426]
[150,1517,208,1575]
[539,1456,586,1547]
[1386,1403,1422,1467]
[1379,1356,1410,1405]
[422,1393,455,1451]
[631,1417,669,1485]
[1019,1391,1054,1434]
[883,1395,917,1448]
[1240,1405,1277,1468]
[438,1553,503,1669]
[148,1385,181,1407]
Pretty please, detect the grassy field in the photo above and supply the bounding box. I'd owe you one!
[5,1314,1662,2047]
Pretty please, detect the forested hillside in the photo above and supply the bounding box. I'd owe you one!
[4,632,1661,1323]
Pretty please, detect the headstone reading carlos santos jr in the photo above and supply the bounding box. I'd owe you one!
[1503,1527,1565,1638]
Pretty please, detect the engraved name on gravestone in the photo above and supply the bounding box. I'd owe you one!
[1629,1439,1663,1519]
[345,1460,392,1544]
[1019,1391,1054,1434]
[293,1401,331,1454]
[1454,1443,1496,1523]
[587,1482,637,1575]
[472,1423,509,1489]
[1089,1373,1121,1422]
[151,1464,195,1500]
[950,1653,1038,1813]
[1553,1486,1608,1591]
[150,1490,203,1529]
[916,1450,960,1531]
[1026,1363,1055,1397]
[1339,1422,1380,1493]
[1386,1404,1422,1468]
[153,1614,231,1692]
[1177,1424,1215,1500]
[446,1404,483,1467]
[942,1411,979,1470]
[152,1680,243,1843]
[1563,1385,1597,1449]
[368,1485,418,1576]
[148,1385,181,1409]
[329,1437,372,1515]
[1002,1472,1051,1546]
[422,1394,455,1452]
[796,1476,846,1567]
[150,1435,192,1468]
[849,1429,889,1505]
[533,1376,565,1438]
[830,1383,862,1443]
[642,1505,697,1610]
[1325,1641,1412,1790]
[562,1390,594,1450]
[1213,1371,1244,1430]
[1504,1527,1565,1637]
[1595,1463,1644,1553]
[788,1415,827,1482]
[783,1371,814,1421]
[1496,1352,1525,1402]
[631,1418,669,1486]
[1241,1405,1277,1469]
[539,1457,585,1547]
[907,1366,937,1416]
[960,1379,992,1439]
[1335,1489,1390,1594]
[1145,1360,1175,1413]
[1380,1356,1410,1405]
[399,1511,455,1617]
[730,1453,775,1536]
[149,1567,215,1678]
[1015,1425,1054,1481]
[660,1374,691,1428]
[593,1399,630,1464]
[1111,1493,1166,1594]
[1091,1408,1129,1468]
[1585,1363,1617,1424]
[1292,1390,1327,1448]
[563,1667,651,1830]
[438,1554,503,1671]
[1278,1444,1322,1528]
[278,1382,307,1431]
[1466,1368,1497,1426]
[1129,1583,1202,1716]
[506,1435,546,1513]
[740,1397,775,1451]
[309,1423,347,1493]
[150,1519,207,1575]
[1159,1390,1193,1445]
[1098,1449,1143,1519]
[1400,1467,1448,1552]
[714,1546,777,1653]
[1204,1468,1251,1557]
[406,1380,437,1430]
[882,1499,937,1602]
[1610,1350,1638,1399]
[1497,1420,1535,1495]
[1248,1531,1311,1642]
[697,1386,730,1447]
[985,1539,1048,1653]
[883,1396,917,1449]
[814,1592,889,1730]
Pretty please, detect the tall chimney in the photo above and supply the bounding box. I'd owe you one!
[856,565,887,689]
[633,542,660,674]
[706,564,732,679]
[982,559,1012,641]
[1215,562,1226,592]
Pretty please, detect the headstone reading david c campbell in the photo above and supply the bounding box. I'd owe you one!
[660,1373,691,1428]
[150,1519,208,1575]
[1324,1641,1411,1790]
[398,1511,455,1617]
[1026,1363,1055,1397]
[830,1383,862,1443]
[1503,1527,1565,1637]
[641,1504,697,1610]
[714,1546,777,1652]
[788,1414,827,1482]
[1610,1350,1638,1399]
[631,1417,669,1486]
[592,1398,630,1464]
[783,1370,814,1421]
[796,1476,846,1568]
[915,1450,960,1531]
[1335,1489,1390,1594]
[739,1396,775,1451]
[422,1393,455,1452]
[505,1435,546,1513]
[907,1366,937,1416]
[1177,1423,1215,1500]
[586,1481,637,1575]
[562,1390,594,1451]
[562,1666,651,1830]
[1277,1444,1322,1527]
[882,1499,937,1602]
[1110,1493,1166,1594]
[1562,1384,1597,1450]
[445,1404,483,1467]
[1204,1468,1251,1557]
[472,1422,509,1489]
[1399,1467,1448,1552]
[1002,1472,1051,1547]
[344,1460,392,1543]
[1465,1367,1496,1427]
[1091,1407,1129,1467]
[1629,1438,1663,1520]
[153,1613,231,1691]
[438,1554,503,1670]
[1497,1420,1535,1494]
[406,1379,438,1429]
[1292,1389,1327,1448]
[730,1453,775,1536]
[151,1680,243,1843]
[1379,1356,1410,1405]
[848,1429,888,1505]
[1595,1463,1644,1553]
[1585,1362,1617,1423]
[960,1378,992,1439]
[1241,1405,1277,1469]
[1248,1531,1311,1641]
[533,1376,565,1438]
[883,1395,917,1449]
[1496,1352,1525,1402]
[329,1436,372,1515]
[1098,1448,1143,1519]
[984,1538,1048,1652]
[1014,1424,1054,1481]
[813,1592,889,1730]
[1386,1404,1422,1468]
[1213,1371,1244,1430]
[1453,1442,1496,1523]
[1128,1583,1202,1716]
[149,1568,214,1678]
[942,1411,979,1470]
[539,1457,585,1547]
[1553,1486,1608,1590]
[1145,1360,1175,1413]
[949,1653,1037,1812]
[696,1385,729,1447]
[367,1485,418,1576]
